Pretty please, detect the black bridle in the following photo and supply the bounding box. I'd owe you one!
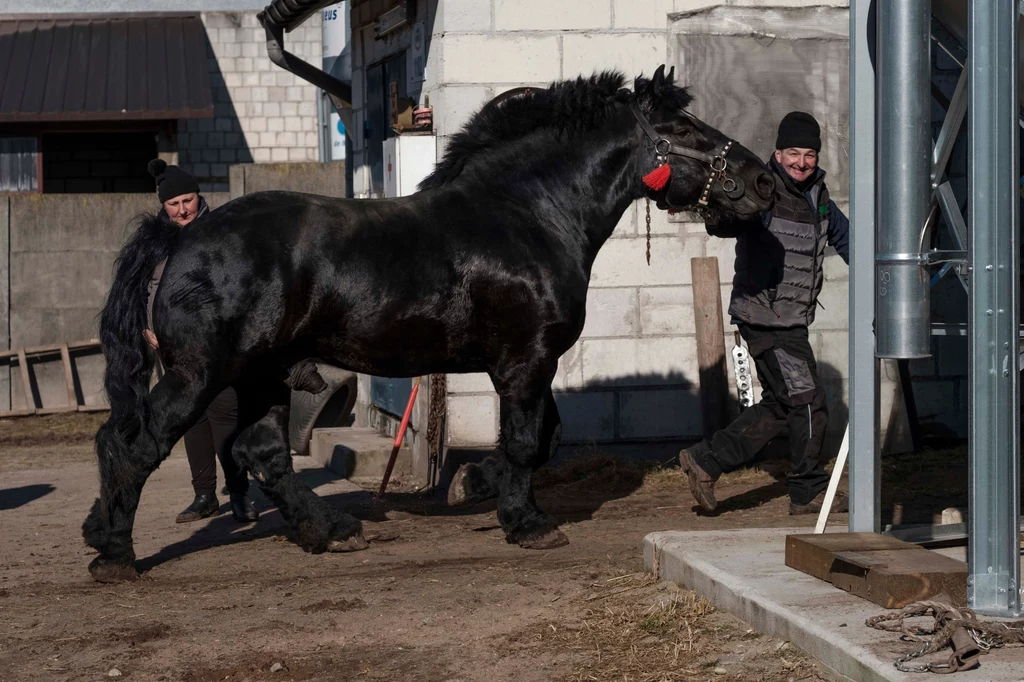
[629,100,746,208]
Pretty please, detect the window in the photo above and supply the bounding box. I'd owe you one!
[0,138,39,192]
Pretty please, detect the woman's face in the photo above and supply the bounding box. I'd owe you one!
[163,193,200,226]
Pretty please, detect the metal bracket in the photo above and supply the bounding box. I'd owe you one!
[259,2,353,114]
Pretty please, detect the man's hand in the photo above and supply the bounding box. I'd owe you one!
[143,329,159,350]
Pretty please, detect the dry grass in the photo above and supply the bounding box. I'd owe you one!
[534,453,647,493]
[0,412,105,448]
[508,573,823,682]
[535,449,788,500]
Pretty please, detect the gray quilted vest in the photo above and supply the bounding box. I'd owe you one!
[728,163,830,328]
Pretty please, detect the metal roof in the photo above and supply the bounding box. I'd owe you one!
[0,15,215,122]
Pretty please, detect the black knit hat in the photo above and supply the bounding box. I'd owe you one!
[148,159,200,202]
[775,111,821,152]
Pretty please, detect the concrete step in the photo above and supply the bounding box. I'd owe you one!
[309,427,410,480]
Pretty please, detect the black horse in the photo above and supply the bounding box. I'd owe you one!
[83,66,775,582]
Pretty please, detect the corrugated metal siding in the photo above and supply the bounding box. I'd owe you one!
[0,138,38,192]
[0,15,214,122]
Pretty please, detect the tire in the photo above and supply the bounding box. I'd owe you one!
[289,363,358,455]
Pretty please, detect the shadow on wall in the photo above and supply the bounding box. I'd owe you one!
[550,364,849,459]
[177,25,256,193]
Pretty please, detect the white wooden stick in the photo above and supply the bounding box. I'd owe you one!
[814,424,850,534]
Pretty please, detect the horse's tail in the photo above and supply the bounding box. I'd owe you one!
[94,213,179,493]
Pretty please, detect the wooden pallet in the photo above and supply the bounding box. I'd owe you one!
[0,339,109,418]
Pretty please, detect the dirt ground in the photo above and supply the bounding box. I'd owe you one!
[3,412,966,682]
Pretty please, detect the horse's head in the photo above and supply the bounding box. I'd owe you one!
[633,65,775,222]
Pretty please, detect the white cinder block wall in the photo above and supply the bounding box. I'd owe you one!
[178,12,323,191]
[348,0,922,455]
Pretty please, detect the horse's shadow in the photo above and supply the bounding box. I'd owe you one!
[0,484,56,511]
[138,361,851,570]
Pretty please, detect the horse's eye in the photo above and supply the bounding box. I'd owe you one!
[673,125,695,140]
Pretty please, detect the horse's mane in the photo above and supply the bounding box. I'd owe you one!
[419,70,693,190]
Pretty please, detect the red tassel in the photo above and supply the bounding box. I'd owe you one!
[642,163,671,191]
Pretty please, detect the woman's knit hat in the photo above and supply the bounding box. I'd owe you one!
[148,159,200,202]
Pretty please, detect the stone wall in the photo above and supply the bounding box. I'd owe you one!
[177,12,324,192]
[228,162,348,199]
[1,192,229,411]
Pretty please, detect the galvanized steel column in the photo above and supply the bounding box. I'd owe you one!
[848,0,880,533]
[968,0,1022,617]
[875,1,932,360]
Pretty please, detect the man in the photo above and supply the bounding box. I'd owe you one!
[145,159,259,525]
[680,111,850,515]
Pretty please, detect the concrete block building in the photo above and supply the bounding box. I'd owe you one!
[0,0,324,193]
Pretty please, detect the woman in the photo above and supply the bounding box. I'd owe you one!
[145,159,259,524]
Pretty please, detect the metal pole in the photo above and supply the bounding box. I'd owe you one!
[967,0,1022,618]
[875,1,932,360]
[849,0,880,533]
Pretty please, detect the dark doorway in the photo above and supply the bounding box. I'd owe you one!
[42,131,159,193]
[365,52,407,198]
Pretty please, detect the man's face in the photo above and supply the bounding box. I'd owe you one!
[774,147,818,184]
[163,192,200,227]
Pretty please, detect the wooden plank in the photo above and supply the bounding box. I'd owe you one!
[36,406,78,416]
[0,409,38,419]
[787,533,969,609]
[785,532,912,581]
[0,338,100,360]
[59,343,78,408]
[77,404,111,413]
[690,257,731,435]
[16,349,34,412]
[830,548,967,609]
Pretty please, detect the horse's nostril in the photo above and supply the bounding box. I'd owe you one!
[755,173,775,200]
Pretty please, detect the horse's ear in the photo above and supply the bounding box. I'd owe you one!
[667,66,675,83]
[652,64,666,88]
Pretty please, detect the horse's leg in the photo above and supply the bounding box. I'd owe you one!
[448,388,562,506]
[83,370,214,582]
[493,369,568,550]
[232,380,367,553]
[447,447,504,506]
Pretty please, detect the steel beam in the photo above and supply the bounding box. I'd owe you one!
[849,0,880,533]
[875,1,933,360]
[932,66,968,188]
[967,0,1022,617]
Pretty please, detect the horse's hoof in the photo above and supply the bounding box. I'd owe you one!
[326,534,369,552]
[517,529,570,550]
[88,556,139,583]
[362,523,400,543]
[447,464,473,506]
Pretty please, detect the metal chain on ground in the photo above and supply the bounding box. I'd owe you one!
[867,600,1024,673]
[426,373,447,469]
[645,198,652,265]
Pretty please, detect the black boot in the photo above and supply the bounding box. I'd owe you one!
[175,492,219,524]
[230,492,259,523]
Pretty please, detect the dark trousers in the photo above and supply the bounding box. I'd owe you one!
[183,387,249,496]
[694,324,830,505]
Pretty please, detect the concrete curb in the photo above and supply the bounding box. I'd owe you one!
[645,529,910,682]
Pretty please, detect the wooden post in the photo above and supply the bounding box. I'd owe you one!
[16,349,34,413]
[691,257,731,436]
[59,343,78,409]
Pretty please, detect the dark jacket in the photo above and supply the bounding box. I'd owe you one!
[146,196,210,331]
[709,158,849,328]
